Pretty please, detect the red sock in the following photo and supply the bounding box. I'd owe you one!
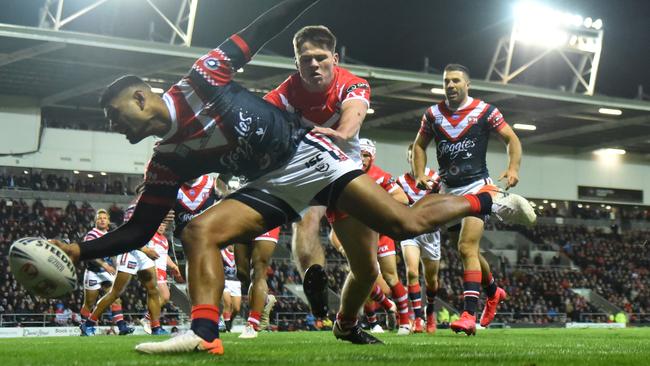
[191,304,220,322]
[390,283,410,325]
[80,307,91,319]
[247,311,262,330]
[151,320,161,328]
[110,304,123,323]
[463,194,481,214]
[223,312,231,321]
[369,285,393,311]
[89,314,99,322]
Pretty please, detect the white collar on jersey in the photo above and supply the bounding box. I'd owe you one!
[159,93,179,142]
[444,96,474,112]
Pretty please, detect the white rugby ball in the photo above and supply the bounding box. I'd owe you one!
[9,237,77,298]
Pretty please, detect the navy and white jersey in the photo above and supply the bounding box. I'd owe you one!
[143,34,308,213]
[173,175,221,237]
[418,97,507,188]
[221,248,237,281]
[83,228,111,272]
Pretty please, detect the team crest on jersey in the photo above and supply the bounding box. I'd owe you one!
[127,261,137,269]
[346,83,369,93]
[204,58,220,70]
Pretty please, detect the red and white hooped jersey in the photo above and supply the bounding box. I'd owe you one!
[264,66,371,165]
[365,164,399,194]
[397,168,440,205]
[147,232,169,270]
[83,228,109,272]
[418,97,507,187]
[84,228,107,242]
[221,248,237,281]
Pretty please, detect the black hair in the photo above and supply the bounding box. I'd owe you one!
[443,63,470,80]
[99,75,149,108]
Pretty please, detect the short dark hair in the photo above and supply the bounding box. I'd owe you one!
[293,25,336,55]
[444,63,470,80]
[99,75,149,108]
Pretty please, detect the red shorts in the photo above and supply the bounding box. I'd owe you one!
[156,268,167,283]
[326,208,349,224]
[254,227,280,243]
[377,235,396,258]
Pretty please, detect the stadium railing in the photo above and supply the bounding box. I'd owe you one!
[0,312,190,327]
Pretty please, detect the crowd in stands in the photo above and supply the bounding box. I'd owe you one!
[1,190,649,329]
[0,171,133,196]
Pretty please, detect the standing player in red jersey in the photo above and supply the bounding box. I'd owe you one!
[397,144,443,335]
[413,64,522,336]
[264,24,373,318]
[52,1,535,354]
[357,139,412,334]
[139,218,182,334]
[79,209,133,336]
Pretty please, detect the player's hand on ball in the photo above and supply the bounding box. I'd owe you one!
[49,239,81,264]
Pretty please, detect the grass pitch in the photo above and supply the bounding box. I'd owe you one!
[0,327,647,366]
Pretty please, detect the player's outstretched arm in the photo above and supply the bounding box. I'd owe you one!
[238,0,320,56]
[76,198,175,262]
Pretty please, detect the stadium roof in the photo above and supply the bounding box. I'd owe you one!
[1,23,650,155]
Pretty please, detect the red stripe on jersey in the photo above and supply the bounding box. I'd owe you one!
[307,132,348,160]
[435,102,491,142]
[438,99,481,127]
[230,34,251,62]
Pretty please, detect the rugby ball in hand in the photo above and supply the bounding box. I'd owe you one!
[9,237,77,298]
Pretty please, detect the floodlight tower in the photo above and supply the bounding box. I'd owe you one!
[38,0,199,47]
[485,1,604,95]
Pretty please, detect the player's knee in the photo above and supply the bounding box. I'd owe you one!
[457,241,478,259]
[352,262,379,284]
[407,269,419,284]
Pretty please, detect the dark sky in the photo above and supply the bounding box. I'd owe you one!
[3,0,649,99]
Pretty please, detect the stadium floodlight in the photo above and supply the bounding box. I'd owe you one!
[598,108,622,116]
[151,87,165,94]
[237,68,244,73]
[486,1,604,95]
[23,170,29,174]
[87,173,94,178]
[100,172,107,176]
[366,108,375,114]
[593,148,626,156]
[430,87,446,95]
[513,123,537,131]
[73,170,80,174]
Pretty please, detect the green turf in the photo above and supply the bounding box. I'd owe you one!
[0,328,647,365]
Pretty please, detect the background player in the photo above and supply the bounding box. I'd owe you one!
[412,63,521,335]
[235,228,280,338]
[79,209,132,335]
[398,144,443,334]
[221,245,241,333]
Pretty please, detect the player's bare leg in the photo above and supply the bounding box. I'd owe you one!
[478,244,507,327]
[136,199,268,355]
[422,258,440,334]
[295,206,330,317]
[377,253,409,332]
[240,239,275,338]
[331,216,382,344]
[81,272,133,336]
[401,244,422,335]
[137,267,164,334]
[81,289,99,320]
[292,206,327,276]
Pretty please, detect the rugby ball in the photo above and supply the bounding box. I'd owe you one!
[9,237,77,298]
